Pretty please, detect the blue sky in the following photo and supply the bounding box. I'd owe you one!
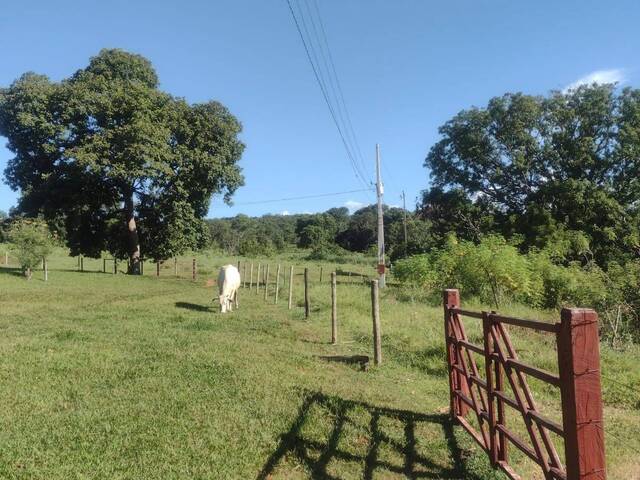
[1,0,639,218]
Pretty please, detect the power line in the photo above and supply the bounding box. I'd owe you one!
[285,0,373,192]
[231,188,374,206]
[307,0,371,184]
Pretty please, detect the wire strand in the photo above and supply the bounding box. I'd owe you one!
[230,188,374,206]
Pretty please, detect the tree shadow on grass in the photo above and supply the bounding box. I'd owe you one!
[257,391,483,480]
[175,301,214,313]
[0,267,27,278]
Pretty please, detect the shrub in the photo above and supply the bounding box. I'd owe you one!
[8,218,54,279]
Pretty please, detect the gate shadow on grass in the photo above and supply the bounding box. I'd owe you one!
[257,391,481,480]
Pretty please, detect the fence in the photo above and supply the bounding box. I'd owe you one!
[443,288,606,480]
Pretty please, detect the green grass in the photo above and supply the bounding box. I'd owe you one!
[0,249,639,479]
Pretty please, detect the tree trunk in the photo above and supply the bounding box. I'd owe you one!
[124,194,141,275]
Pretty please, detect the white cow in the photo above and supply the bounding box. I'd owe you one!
[217,264,241,313]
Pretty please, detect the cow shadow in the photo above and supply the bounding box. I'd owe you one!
[175,301,214,313]
[257,391,483,480]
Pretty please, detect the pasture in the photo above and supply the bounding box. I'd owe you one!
[0,249,639,479]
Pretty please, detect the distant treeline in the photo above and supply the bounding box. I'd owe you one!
[205,205,429,261]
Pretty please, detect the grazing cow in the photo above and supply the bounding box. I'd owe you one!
[217,264,241,313]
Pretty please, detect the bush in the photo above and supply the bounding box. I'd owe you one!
[394,235,541,308]
[8,218,55,279]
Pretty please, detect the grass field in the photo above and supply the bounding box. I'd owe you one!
[0,248,639,479]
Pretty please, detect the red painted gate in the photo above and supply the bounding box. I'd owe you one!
[443,289,606,480]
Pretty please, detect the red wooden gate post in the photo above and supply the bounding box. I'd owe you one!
[557,308,606,480]
[443,289,469,417]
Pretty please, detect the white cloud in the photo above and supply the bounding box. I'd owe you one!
[564,69,626,93]
[280,210,290,216]
[344,200,366,213]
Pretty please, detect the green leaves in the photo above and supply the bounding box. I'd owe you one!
[7,218,54,275]
[1,49,245,262]
[424,84,640,266]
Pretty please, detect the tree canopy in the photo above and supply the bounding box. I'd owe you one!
[0,49,244,271]
[422,84,640,266]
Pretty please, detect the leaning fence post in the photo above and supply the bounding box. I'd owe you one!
[331,272,337,344]
[288,266,294,310]
[304,267,310,318]
[275,264,281,304]
[443,289,469,417]
[264,264,270,301]
[371,280,382,365]
[192,258,196,281]
[557,308,606,480]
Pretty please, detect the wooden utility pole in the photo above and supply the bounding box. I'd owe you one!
[304,267,310,318]
[275,264,281,304]
[331,272,337,344]
[288,266,294,310]
[376,144,386,288]
[371,280,382,365]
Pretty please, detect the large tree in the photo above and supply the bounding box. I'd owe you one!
[0,49,244,273]
[423,84,640,265]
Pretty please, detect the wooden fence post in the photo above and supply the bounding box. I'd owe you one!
[558,308,606,480]
[331,272,337,344]
[264,264,270,301]
[43,258,48,282]
[319,266,323,283]
[80,255,84,272]
[4,251,7,265]
[249,263,254,290]
[275,264,281,304]
[114,259,118,274]
[371,280,382,365]
[156,261,160,277]
[443,289,469,417]
[256,264,261,293]
[174,257,178,277]
[242,262,247,287]
[192,258,196,281]
[304,267,310,318]
[288,266,294,310]
[103,258,106,273]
